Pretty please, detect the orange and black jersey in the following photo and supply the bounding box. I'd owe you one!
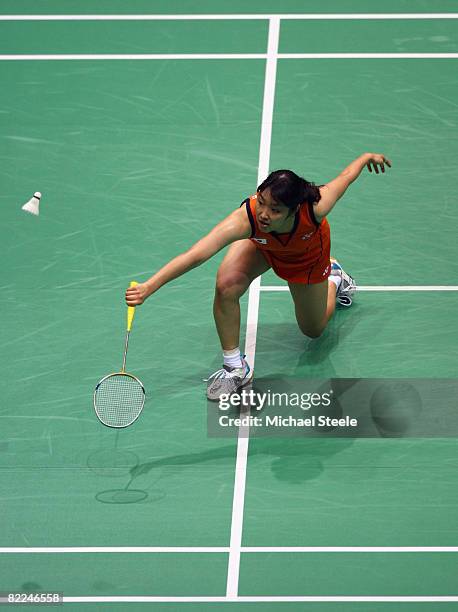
[240,193,331,284]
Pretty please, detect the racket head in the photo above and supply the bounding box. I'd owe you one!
[94,372,145,428]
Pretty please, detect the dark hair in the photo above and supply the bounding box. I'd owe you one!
[257,169,321,210]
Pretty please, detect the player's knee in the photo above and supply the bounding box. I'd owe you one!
[298,323,325,339]
[215,274,248,301]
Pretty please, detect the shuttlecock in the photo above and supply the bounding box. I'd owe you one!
[22,192,41,216]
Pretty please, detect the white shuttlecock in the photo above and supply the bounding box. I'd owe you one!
[22,192,41,216]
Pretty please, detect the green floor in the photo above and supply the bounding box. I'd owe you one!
[1,2,458,609]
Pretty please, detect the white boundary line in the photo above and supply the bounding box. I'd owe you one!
[1,53,458,60]
[225,16,280,600]
[261,285,458,291]
[0,54,267,60]
[1,546,457,553]
[280,53,458,59]
[244,546,458,552]
[0,547,229,553]
[0,13,457,20]
[62,597,458,603]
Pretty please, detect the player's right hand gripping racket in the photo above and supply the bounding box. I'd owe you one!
[94,281,146,428]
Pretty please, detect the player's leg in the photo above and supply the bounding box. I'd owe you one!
[288,279,337,338]
[214,239,270,350]
[289,255,357,337]
[207,240,270,400]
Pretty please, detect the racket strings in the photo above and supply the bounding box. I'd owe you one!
[95,374,145,427]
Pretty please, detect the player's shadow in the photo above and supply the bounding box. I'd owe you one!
[151,302,365,391]
[301,304,362,366]
[131,305,367,485]
[260,303,363,375]
[129,432,355,486]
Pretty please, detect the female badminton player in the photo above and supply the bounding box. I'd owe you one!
[126,152,391,399]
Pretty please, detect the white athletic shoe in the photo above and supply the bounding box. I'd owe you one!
[330,257,357,307]
[206,356,252,401]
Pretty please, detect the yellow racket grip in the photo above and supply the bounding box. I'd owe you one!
[127,281,138,331]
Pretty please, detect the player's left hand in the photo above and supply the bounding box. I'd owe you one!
[366,153,392,174]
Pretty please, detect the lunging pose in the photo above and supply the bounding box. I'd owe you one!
[126,152,391,399]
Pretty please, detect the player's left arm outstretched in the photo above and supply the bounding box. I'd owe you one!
[314,152,392,222]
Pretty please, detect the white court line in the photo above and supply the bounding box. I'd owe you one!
[0,547,229,553]
[62,597,458,603]
[0,54,267,60]
[0,13,457,20]
[261,285,458,291]
[1,53,458,60]
[1,546,457,553]
[280,53,458,59]
[243,546,458,552]
[225,16,280,601]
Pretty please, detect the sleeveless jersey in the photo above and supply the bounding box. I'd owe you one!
[240,193,331,284]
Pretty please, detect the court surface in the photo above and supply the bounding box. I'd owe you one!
[1,1,458,609]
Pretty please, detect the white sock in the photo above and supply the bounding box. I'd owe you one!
[329,275,342,291]
[223,347,243,369]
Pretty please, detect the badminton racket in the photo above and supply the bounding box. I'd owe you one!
[94,281,146,428]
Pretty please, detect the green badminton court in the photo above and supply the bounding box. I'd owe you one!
[1,0,458,609]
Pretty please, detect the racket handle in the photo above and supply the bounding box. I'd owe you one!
[127,281,138,331]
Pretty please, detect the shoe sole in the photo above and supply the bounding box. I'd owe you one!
[206,368,254,402]
[337,295,353,307]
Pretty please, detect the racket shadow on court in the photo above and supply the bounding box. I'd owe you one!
[87,432,166,505]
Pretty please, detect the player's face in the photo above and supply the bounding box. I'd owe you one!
[256,189,295,232]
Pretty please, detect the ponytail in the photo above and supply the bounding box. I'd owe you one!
[257,170,321,210]
[300,178,322,206]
